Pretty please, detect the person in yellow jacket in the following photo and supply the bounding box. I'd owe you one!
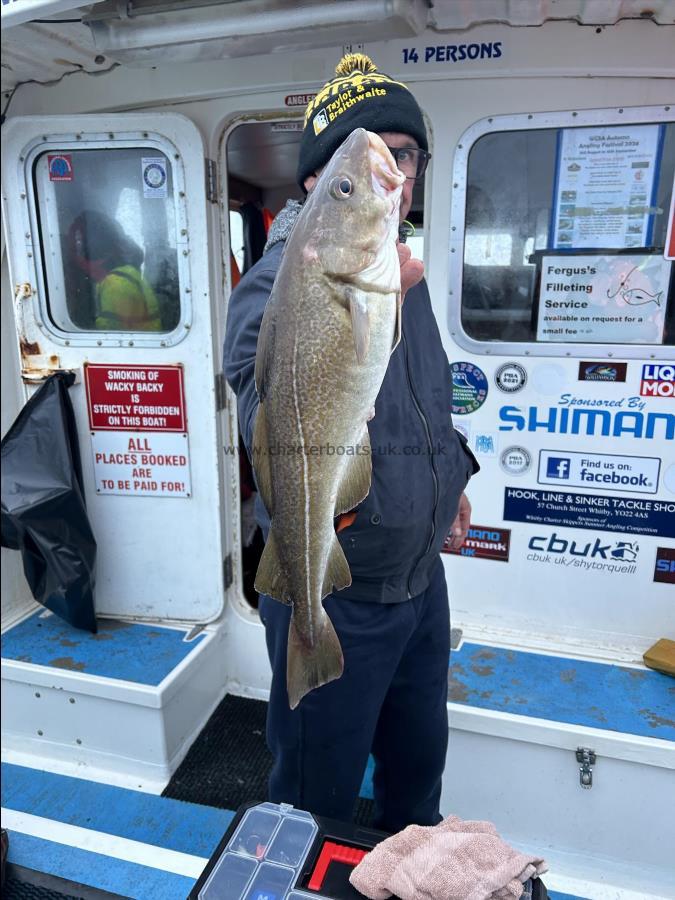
[67,210,162,332]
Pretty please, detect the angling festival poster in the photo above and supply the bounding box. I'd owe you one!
[551,124,662,250]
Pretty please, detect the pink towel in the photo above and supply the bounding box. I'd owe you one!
[349,815,547,900]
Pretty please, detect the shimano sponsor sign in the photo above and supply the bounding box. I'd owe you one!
[538,450,660,494]
[498,399,674,440]
[527,532,640,576]
[503,487,675,538]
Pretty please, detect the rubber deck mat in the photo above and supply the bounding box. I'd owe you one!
[163,694,375,825]
[3,877,85,900]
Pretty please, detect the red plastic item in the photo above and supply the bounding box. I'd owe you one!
[308,840,368,891]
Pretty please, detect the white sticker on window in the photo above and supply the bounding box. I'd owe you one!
[141,157,168,198]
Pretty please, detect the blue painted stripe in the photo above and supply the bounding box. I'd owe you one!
[2,763,234,858]
[6,831,196,900]
[449,643,675,740]
[1,610,205,685]
[359,754,375,800]
[549,892,588,900]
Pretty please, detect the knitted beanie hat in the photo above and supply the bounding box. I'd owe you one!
[296,53,427,189]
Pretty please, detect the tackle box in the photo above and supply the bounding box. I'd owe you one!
[189,801,547,900]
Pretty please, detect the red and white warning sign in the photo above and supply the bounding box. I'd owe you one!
[85,364,187,431]
[84,364,191,498]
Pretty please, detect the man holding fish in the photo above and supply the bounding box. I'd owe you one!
[223,53,479,833]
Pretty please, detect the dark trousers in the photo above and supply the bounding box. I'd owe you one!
[258,556,450,833]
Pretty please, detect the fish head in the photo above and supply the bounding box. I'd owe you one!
[299,128,404,291]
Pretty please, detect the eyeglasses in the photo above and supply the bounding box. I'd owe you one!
[386,146,431,181]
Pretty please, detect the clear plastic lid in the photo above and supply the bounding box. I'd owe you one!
[198,852,257,899]
[228,806,281,858]
[265,815,317,868]
[197,802,319,900]
[242,862,295,900]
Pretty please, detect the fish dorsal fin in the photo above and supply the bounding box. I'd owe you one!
[252,403,274,516]
[334,427,372,516]
[347,286,370,364]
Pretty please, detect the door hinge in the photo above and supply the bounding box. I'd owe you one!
[576,747,596,789]
[205,158,218,204]
[223,553,233,590]
[215,372,227,411]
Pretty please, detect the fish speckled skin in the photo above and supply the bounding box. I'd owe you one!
[252,129,404,708]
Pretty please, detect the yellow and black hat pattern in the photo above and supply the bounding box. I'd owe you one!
[296,53,427,189]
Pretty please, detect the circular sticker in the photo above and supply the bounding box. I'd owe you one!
[143,162,167,189]
[451,362,488,415]
[500,446,532,476]
[495,362,527,393]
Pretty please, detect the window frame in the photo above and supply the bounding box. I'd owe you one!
[449,104,674,360]
[23,130,192,349]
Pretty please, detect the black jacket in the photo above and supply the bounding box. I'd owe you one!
[223,239,479,603]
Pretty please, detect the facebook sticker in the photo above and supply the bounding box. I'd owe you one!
[546,457,571,479]
[538,450,660,494]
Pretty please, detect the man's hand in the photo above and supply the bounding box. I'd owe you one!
[447,492,471,550]
[397,242,424,301]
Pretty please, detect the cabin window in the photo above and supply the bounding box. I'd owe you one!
[456,118,674,349]
[32,147,181,335]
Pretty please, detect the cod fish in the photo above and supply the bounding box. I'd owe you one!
[252,128,404,709]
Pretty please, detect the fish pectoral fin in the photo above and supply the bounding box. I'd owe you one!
[287,611,344,709]
[334,427,372,516]
[252,403,273,515]
[322,535,352,598]
[254,528,291,604]
[347,287,371,364]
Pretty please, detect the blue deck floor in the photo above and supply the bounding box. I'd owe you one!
[1,609,205,685]
[448,641,675,740]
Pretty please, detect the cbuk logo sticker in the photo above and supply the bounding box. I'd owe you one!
[640,364,674,399]
[527,532,640,575]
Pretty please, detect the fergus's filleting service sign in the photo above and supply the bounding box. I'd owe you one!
[536,253,670,343]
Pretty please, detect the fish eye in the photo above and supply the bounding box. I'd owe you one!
[329,176,353,199]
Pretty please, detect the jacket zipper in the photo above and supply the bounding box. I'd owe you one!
[401,331,439,598]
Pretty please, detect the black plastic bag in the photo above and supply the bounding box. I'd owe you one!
[1,372,97,632]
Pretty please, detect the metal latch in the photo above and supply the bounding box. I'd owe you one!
[576,747,596,789]
[223,554,233,590]
[215,372,227,411]
[205,158,218,204]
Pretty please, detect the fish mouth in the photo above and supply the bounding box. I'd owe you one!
[367,132,404,216]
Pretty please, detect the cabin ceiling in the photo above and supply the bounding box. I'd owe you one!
[2,0,673,94]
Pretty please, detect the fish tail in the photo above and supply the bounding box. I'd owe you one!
[287,612,344,709]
